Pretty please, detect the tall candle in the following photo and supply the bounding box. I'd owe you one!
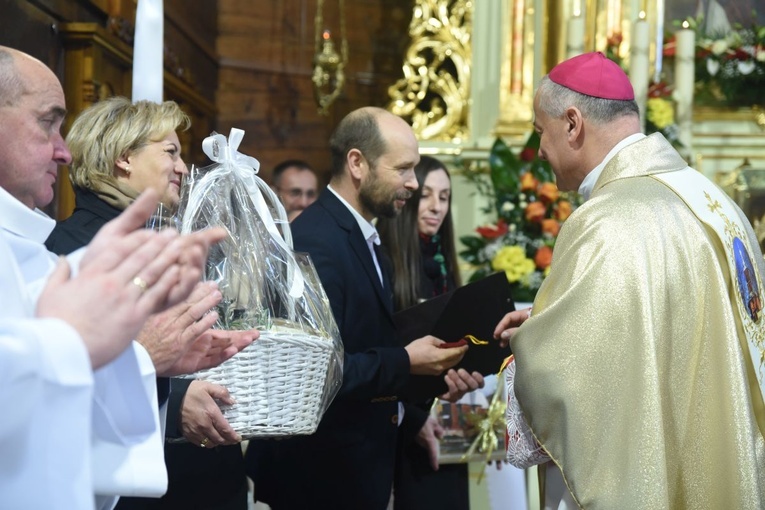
[132,0,164,103]
[567,14,585,59]
[653,0,665,82]
[674,20,695,150]
[629,11,650,131]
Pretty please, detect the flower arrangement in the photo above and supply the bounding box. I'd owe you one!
[645,80,682,146]
[605,31,625,68]
[460,135,579,303]
[681,16,765,107]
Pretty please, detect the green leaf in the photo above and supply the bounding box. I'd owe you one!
[489,138,520,196]
[523,131,541,151]
[459,235,488,251]
[467,267,493,283]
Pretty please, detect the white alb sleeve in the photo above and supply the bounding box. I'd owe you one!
[505,358,550,468]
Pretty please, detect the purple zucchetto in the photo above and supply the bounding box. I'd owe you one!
[549,52,635,101]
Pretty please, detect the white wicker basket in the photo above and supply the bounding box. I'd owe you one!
[191,331,335,438]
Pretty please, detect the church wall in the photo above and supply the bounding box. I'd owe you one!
[215,0,414,184]
[0,0,220,218]
[0,0,218,108]
[1,0,418,211]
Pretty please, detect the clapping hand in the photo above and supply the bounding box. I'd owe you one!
[137,281,257,376]
[37,191,225,369]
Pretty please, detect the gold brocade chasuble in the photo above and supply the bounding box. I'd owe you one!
[511,134,765,509]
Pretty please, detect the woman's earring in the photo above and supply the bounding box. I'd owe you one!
[125,164,131,174]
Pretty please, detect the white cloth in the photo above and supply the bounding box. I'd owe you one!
[503,360,574,509]
[577,133,645,200]
[0,186,165,509]
[504,359,549,469]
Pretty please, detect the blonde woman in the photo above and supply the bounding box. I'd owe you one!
[46,97,253,510]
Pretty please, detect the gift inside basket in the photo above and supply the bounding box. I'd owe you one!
[175,129,343,438]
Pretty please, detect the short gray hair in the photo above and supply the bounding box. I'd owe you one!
[0,49,24,107]
[537,75,639,124]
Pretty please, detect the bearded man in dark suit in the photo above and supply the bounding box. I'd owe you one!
[246,107,477,510]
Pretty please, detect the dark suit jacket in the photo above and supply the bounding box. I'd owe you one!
[246,190,411,510]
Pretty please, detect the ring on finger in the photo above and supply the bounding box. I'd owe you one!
[132,276,149,293]
[200,437,210,448]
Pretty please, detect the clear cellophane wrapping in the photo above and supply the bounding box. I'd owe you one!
[175,129,343,438]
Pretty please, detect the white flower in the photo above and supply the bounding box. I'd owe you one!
[519,193,527,201]
[501,201,515,212]
[738,59,756,75]
[757,51,765,63]
[482,239,504,261]
[706,58,720,76]
[711,39,729,55]
[519,201,528,209]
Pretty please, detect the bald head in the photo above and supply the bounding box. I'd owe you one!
[329,106,414,178]
[0,47,25,106]
[0,46,70,209]
[327,106,419,220]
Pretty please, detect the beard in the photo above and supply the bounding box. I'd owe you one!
[358,170,412,219]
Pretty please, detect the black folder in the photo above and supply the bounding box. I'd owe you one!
[394,272,515,401]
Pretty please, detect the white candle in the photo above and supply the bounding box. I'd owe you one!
[653,0,665,83]
[567,14,585,59]
[630,11,650,131]
[132,0,164,103]
[674,20,695,150]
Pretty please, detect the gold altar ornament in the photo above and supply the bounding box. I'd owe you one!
[312,0,347,115]
[387,0,473,142]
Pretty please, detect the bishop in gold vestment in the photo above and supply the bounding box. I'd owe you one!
[500,53,765,509]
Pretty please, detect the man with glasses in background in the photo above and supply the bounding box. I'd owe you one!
[270,159,318,221]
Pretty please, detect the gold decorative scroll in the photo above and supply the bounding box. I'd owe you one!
[387,0,473,142]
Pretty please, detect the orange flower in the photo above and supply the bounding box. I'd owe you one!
[520,172,539,192]
[555,200,572,221]
[541,218,561,237]
[534,246,553,270]
[525,201,546,223]
[538,182,559,204]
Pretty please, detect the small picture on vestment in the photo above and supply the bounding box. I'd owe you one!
[733,237,762,322]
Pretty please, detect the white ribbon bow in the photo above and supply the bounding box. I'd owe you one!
[202,128,303,299]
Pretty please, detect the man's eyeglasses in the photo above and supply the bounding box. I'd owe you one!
[278,188,317,200]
